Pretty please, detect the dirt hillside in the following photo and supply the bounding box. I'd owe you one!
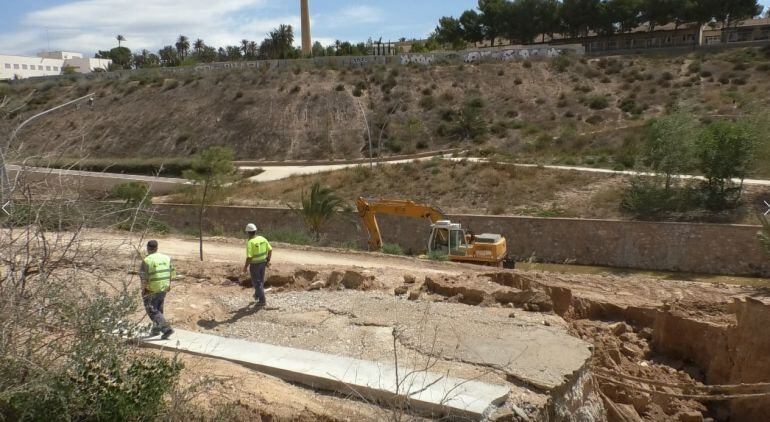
[4,47,770,169]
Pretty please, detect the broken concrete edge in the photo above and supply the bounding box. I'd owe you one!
[138,331,510,420]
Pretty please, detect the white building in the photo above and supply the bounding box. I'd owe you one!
[0,54,64,80]
[0,51,112,80]
[39,51,84,60]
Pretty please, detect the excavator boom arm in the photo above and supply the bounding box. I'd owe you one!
[356,198,447,250]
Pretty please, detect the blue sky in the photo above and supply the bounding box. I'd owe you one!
[0,0,478,56]
[1,0,768,56]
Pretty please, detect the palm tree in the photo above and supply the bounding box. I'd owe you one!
[116,34,126,47]
[175,35,190,58]
[246,41,258,60]
[265,25,295,59]
[193,39,205,55]
[299,183,343,242]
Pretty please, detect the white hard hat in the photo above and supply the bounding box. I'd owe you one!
[245,223,257,232]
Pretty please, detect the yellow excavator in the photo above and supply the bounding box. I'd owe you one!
[355,197,512,267]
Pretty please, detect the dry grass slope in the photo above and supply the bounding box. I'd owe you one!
[3,46,770,175]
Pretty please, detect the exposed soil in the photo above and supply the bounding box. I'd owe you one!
[92,230,770,421]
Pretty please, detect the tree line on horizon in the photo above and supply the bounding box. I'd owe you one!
[96,25,381,70]
[94,0,765,70]
[434,0,765,49]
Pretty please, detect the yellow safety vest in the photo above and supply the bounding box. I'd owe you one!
[247,236,272,264]
[144,253,174,293]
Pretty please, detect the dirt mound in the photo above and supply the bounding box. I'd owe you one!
[423,273,554,311]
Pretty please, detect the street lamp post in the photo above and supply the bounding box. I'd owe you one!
[356,99,373,169]
[1,92,95,214]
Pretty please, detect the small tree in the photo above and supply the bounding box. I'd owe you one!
[694,120,757,208]
[643,113,697,191]
[111,181,151,205]
[299,183,342,242]
[183,147,235,261]
[451,99,487,142]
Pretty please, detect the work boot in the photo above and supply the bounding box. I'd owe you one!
[150,327,162,336]
[161,328,174,340]
[255,302,266,308]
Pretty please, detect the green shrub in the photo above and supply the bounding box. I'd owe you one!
[427,250,449,261]
[449,102,487,142]
[262,228,313,245]
[110,182,151,205]
[36,158,196,177]
[574,84,593,93]
[335,84,345,91]
[687,61,701,74]
[419,95,436,110]
[381,243,405,255]
[352,87,363,97]
[289,85,301,94]
[694,120,757,209]
[585,115,604,125]
[733,62,750,71]
[551,54,571,72]
[586,95,609,110]
[491,121,509,137]
[731,76,748,85]
[467,97,485,109]
[619,97,645,115]
[621,178,700,218]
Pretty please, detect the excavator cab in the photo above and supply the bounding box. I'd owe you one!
[428,221,469,257]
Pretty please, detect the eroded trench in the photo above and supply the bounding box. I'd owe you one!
[421,270,770,422]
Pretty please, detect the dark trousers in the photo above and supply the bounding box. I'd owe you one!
[143,291,170,334]
[249,263,267,304]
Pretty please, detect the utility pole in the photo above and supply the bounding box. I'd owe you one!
[1,93,95,215]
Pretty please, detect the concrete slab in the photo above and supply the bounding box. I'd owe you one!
[140,329,509,419]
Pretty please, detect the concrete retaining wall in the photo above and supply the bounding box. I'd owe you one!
[8,165,187,195]
[153,204,770,277]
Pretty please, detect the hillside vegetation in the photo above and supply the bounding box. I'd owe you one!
[164,159,769,224]
[3,46,770,175]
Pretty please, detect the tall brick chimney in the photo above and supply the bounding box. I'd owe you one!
[301,0,311,56]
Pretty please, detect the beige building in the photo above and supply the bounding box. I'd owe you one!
[702,18,770,45]
[553,18,770,53]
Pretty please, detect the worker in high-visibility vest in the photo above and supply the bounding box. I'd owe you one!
[139,240,176,339]
[243,223,272,307]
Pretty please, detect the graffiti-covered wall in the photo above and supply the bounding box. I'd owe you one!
[398,44,583,65]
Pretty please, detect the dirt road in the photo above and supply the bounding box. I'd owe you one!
[89,230,461,275]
